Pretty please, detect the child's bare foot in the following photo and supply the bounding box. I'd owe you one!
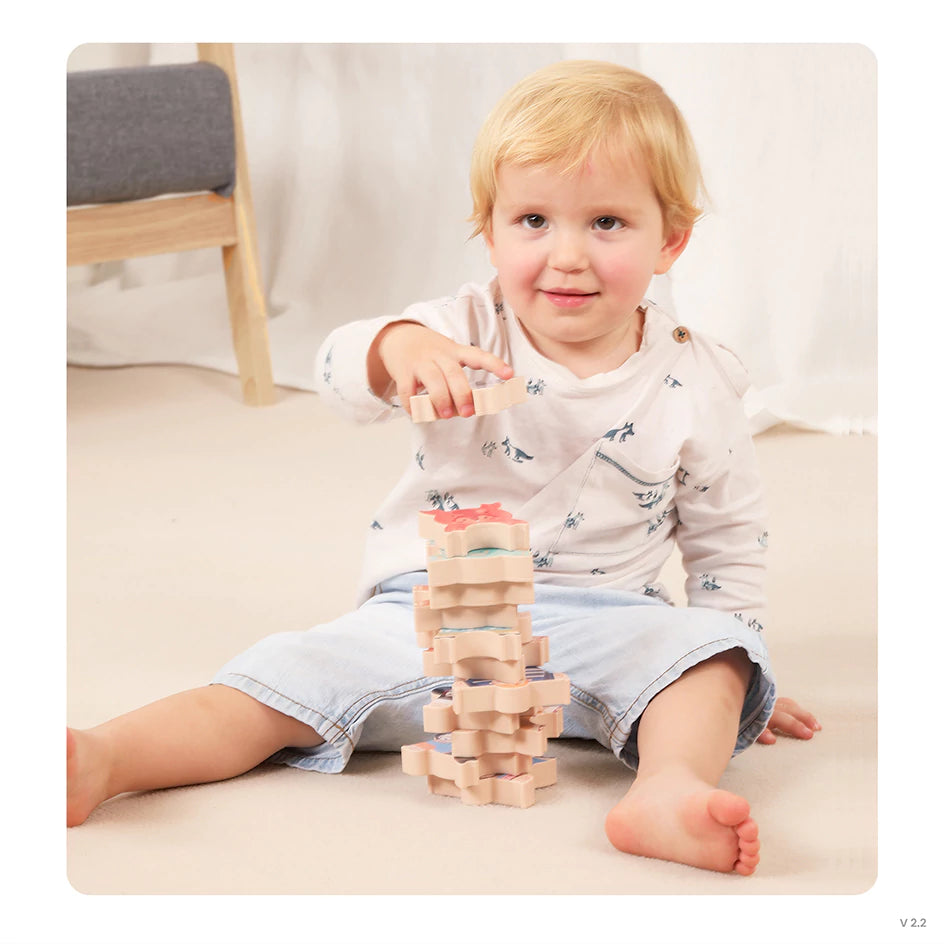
[67,728,109,827]
[604,769,760,875]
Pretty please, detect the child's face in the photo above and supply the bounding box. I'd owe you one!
[484,150,690,374]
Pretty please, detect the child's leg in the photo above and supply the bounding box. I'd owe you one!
[67,684,323,827]
[604,648,762,875]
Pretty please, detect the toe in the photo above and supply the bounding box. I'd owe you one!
[603,805,637,853]
[706,789,751,827]
[736,817,759,841]
[739,837,761,857]
[734,856,758,876]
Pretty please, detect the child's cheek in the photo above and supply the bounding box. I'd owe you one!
[509,252,542,287]
[597,258,632,288]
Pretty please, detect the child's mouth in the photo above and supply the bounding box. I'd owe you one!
[541,289,597,308]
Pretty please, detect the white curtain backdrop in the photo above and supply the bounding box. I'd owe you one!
[66,43,876,434]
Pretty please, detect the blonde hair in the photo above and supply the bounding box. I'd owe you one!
[469,60,706,239]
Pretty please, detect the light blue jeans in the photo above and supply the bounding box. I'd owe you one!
[212,572,776,773]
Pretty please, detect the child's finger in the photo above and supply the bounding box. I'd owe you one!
[414,364,459,419]
[437,358,476,418]
[794,708,821,731]
[392,373,419,418]
[772,712,816,739]
[776,697,821,733]
[457,344,515,380]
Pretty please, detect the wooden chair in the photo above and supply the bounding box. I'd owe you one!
[67,44,275,406]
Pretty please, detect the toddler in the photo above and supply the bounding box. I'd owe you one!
[67,59,819,875]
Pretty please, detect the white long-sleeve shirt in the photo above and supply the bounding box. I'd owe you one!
[315,279,769,631]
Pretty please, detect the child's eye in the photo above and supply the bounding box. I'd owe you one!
[519,214,547,230]
[593,216,624,231]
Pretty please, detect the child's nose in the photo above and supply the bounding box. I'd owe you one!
[548,231,588,273]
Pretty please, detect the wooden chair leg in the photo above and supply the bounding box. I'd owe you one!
[222,233,275,407]
[200,43,275,406]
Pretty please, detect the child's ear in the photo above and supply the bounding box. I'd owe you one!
[655,227,692,275]
[482,224,496,266]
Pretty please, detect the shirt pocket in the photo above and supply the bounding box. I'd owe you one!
[591,448,680,511]
[547,448,681,556]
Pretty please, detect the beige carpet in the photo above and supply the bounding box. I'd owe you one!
[66,364,877,904]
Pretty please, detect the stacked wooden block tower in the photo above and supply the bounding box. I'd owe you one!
[401,501,571,808]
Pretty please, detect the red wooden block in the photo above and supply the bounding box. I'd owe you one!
[418,503,529,557]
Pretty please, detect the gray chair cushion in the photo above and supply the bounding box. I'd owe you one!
[67,62,236,207]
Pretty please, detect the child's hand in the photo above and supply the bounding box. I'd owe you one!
[756,696,821,745]
[370,321,514,419]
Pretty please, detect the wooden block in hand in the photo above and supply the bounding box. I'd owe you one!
[410,376,526,423]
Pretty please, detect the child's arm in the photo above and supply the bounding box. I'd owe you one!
[674,339,769,629]
[368,321,513,420]
[314,284,514,423]
[675,424,769,628]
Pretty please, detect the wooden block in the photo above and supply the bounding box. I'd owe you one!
[415,617,532,650]
[531,754,558,787]
[401,737,533,787]
[423,636,550,682]
[427,772,536,808]
[413,585,527,624]
[469,375,527,416]
[451,669,571,715]
[419,601,527,631]
[410,376,527,423]
[418,503,530,557]
[423,647,526,684]
[431,629,524,663]
[414,586,520,625]
[450,720,551,758]
[426,756,557,807]
[426,547,533,588]
[428,580,534,609]
[401,739,481,788]
[525,704,565,739]
[412,586,531,642]
[427,771,535,808]
[520,635,549,666]
[421,690,564,739]
[423,686,525,735]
